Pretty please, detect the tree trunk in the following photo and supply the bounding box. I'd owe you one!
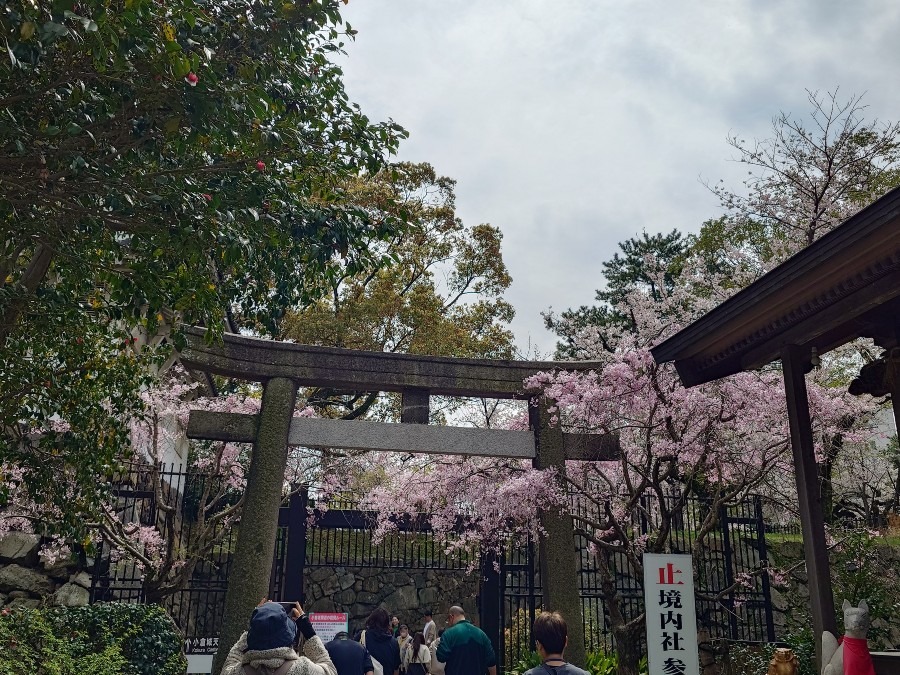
[818,434,842,525]
[0,243,53,345]
[614,623,644,675]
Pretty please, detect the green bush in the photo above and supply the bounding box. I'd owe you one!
[508,650,541,674]
[0,602,186,675]
[724,631,815,675]
[508,650,648,675]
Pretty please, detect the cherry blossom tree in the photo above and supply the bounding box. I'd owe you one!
[706,89,900,269]
[525,262,873,674]
[2,371,320,602]
[315,254,876,675]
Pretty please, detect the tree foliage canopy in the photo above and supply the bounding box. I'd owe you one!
[283,162,515,419]
[546,229,686,358]
[0,0,408,537]
[1,0,408,339]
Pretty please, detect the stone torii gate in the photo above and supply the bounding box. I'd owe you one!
[179,328,620,674]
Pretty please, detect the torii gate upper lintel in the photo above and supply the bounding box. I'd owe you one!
[180,328,617,674]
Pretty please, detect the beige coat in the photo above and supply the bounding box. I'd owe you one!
[428,638,445,675]
[221,633,337,675]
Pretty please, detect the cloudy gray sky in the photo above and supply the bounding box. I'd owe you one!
[338,0,900,356]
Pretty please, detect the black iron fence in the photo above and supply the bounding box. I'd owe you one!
[89,463,239,655]
[498,494,776,671]
[91,465,775,667]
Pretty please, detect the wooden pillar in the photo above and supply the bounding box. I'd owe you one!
[529,397,586,667]
[888,349,900,445]
[213,377,299,675]
[781,345,836,670]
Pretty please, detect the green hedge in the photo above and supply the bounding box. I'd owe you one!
[0,602,187,675]
[508,650,649,675]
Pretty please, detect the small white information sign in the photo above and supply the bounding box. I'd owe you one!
[643,553,700,675]
[309,612,349,643]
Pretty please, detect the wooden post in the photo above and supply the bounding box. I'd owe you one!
[781,345,836,670]
[529,397,586,667]
[888,348,900,447]
[212,377,299,675]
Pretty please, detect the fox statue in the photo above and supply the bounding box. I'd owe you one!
[822,600,874,675]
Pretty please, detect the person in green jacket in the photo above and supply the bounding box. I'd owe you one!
[435,606,497,675]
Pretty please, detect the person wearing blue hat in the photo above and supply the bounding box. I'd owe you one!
[222,599,337,675]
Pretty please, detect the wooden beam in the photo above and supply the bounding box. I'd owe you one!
[186,410,620,461]
[738,269,900,371]
[179,327,604,399]
[781,345,836,670]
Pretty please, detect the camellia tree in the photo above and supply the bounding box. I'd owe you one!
[0,0,409,543]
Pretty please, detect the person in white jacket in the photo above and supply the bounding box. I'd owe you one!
[428,630,445,675]
[221,599,338,675]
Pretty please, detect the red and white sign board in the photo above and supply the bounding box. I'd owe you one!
[643,553,700,675]
[310,612,349,643]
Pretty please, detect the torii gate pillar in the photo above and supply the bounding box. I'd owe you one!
[212,377,299,675]
[530,397,586,667]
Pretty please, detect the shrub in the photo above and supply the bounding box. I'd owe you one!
[508,650,648,675]
[0,602,186,675]
[724,631,815,675]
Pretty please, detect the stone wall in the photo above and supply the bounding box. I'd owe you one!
[0,532,93,610]
[304,565,481,635]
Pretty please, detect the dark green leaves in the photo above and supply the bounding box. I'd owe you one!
[0,0,409,539]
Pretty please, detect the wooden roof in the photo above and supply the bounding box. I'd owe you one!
[651,186,900,386]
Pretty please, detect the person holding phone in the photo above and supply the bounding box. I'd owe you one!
[221,598,338,675]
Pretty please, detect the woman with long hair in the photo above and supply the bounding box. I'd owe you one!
[406,632,430,675]
[359,607,401,675]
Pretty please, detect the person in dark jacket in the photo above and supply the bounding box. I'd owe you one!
[357,607,401,675]
[326,631,374,675]
[435,606,496,675]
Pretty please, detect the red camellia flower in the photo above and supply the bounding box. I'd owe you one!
[185,72,199,86]
[256,160,266,172]
[203,193,212,201]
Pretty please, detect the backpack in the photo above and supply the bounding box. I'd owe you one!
[360,630,385,675]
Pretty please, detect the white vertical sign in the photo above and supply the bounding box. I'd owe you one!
[643,553,700,675]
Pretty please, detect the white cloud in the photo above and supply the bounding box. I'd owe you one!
[339,0,900,355]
